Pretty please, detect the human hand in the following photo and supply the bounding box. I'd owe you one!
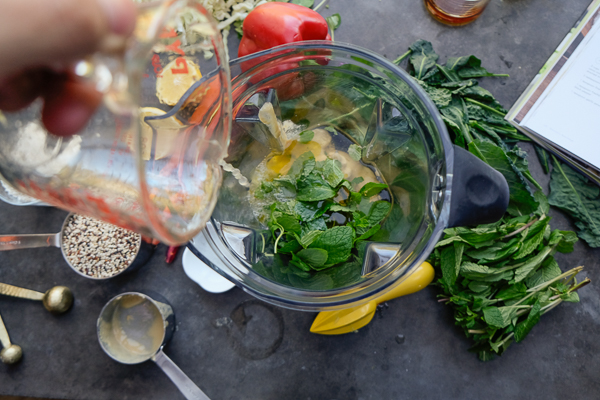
[0,0,137,136]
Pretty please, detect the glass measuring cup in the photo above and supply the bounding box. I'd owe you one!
[0,0,232,245]
[185,41,508,311]
[97,292,210,400]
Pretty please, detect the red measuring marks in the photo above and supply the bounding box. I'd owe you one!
[171,57,189,74]
[152,54,163,77]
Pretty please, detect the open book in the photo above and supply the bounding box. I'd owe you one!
[506,0,600,184]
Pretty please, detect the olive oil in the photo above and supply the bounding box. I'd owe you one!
[424,0,490,26]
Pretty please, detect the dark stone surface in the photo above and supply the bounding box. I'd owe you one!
[2,0,600,399]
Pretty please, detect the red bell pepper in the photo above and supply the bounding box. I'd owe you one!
[238,2,331,58]
[238,2,331,100]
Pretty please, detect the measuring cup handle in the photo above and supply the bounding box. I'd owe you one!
[152,349,211,400]
[0,233,60,251]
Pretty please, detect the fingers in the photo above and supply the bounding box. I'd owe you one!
[41,74,103,137]
[0,69,51,111]
[0,0,137,76]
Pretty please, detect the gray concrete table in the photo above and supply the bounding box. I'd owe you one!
[2,1,599,399]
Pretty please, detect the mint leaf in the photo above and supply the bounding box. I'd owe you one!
[295,200,331,222]
[496,282,527,300]
[561,292,580,303]
[287,151,315,180]
[297,173,337,201]
[322,158,344,187]
[276,215,302,235]
[290,253,311,271]
[514,302,541,342]
[329,204,353,213]
[351,177,364,186]
[513,246,553,283]
[440,242,464,287]
[297,248,328,269]
[466,238,520,262]
[278,239,302,254]
[348,144,362,161]
[513,229,545,260]
[460,262,496,278]
[324,126,337,135]
[525,257,561,288]
[299,130,314,143]
[355,224,381,242]
[367,201,391,226]
[359,182,388,197]
[483,306,518,329]
[305,217,327,231]
[310,226,353,265]
[299,230,323,248]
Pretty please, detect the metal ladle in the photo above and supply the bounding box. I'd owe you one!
[0,311,22,364]
[97,292,210,400]
[0,283,73,314]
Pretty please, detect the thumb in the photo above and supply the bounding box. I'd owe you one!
[0,0,137,76]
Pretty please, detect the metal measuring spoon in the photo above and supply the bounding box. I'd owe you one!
[97,292,210,400]
[0,283,73,314]
[0,311,22,364]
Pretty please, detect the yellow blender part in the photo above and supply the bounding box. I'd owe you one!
[310,262,434,335]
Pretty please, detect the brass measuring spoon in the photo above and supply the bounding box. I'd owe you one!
[0,283,73,314]
[0,311,22,364]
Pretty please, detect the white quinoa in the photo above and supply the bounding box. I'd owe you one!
[62,214,140,279]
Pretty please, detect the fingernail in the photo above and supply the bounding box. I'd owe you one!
[97,0,137,35]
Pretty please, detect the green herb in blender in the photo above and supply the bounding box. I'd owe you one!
[249,127,393,288]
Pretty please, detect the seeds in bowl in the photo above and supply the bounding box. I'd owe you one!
[62,214,141,279]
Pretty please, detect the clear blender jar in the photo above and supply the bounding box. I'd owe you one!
[185,42,509,311]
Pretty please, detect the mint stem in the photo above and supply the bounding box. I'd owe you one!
[468,329,486,334]
[502,217,540,239]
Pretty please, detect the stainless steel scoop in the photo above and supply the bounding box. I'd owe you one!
[0,213,153,279]
[97,292,210,400]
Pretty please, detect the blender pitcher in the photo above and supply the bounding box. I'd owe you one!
[185,42,509,311]
[0,0,231,245]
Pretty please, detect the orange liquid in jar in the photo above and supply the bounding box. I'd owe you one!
[424,0,490,26]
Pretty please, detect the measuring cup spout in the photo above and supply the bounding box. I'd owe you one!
[152,348,211,400]
[0,233,60,251]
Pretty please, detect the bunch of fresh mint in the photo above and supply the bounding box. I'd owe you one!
[252,149,392,290]
[398,40,590,360]
[429,200,588,360]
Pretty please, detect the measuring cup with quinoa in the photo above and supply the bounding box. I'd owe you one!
[0,214,154,280]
